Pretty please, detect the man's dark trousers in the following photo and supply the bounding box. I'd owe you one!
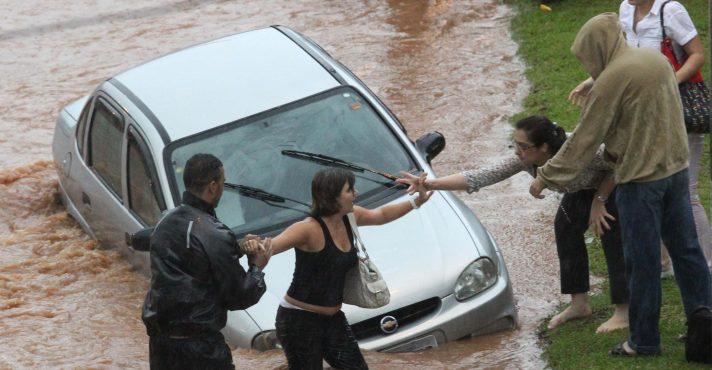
[616,168,712,354]
[149,332,234,370]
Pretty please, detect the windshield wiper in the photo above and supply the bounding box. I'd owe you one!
[281,150,400,181]
[224,183,311,213]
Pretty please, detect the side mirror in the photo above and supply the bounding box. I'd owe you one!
[415,131,446,164]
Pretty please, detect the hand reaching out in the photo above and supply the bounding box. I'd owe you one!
[239,234,261,255]
[568,78,594,106]
[396,171,426,194]
[248,237,273,269]
[529,178,546,199]
[415,180,434,207]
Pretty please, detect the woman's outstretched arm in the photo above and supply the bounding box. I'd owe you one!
[245,220,311,255]
[397,157,525,194]
[355,188,432,226]
[397,172,469,192]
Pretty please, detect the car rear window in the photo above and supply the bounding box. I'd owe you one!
[89,99,124,196]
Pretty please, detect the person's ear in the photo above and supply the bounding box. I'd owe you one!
[208,180,218,195]
[540,143,550,154]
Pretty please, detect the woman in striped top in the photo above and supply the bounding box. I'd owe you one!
[398,115,629,333]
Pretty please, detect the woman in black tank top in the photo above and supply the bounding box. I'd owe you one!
[257,168,432,370]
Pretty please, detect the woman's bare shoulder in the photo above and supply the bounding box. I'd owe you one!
[293,217,325,251]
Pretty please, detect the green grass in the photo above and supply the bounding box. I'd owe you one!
[539,273,700,369]
[507,0,709,126]
[505,0,710,368]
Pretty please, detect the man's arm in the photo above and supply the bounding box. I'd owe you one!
[537,79,621,189]
[204,231,267,310]
[127,227,154,251]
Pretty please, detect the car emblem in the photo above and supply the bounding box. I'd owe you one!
[379,315,398,334]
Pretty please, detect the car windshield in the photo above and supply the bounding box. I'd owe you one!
[167,87,418,233]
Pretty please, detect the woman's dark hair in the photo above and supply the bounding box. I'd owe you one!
[515,115,566,155]
[310,168,355,217]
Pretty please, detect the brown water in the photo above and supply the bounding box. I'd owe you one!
[0,1,564,368]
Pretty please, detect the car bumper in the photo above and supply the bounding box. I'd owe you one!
[358,250,517,352]
[228,252,517,352]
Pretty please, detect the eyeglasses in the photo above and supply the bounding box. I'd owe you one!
[513,141,535,151]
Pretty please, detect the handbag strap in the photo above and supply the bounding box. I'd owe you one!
[658,1,704,83]
[347,213,370,260]
[659,0,672,40]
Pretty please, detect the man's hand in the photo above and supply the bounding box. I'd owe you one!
[588,199,615,236]
[127,227,153,251]
[248,237,273,269]
[529,178,546,199]
[568,78,594,106]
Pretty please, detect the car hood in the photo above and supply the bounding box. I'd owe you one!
[242,192,494,330]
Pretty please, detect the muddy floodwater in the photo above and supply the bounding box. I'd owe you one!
[1,1,566,368]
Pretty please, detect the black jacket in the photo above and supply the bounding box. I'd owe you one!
[140,191,266,337]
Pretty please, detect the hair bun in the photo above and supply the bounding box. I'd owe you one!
[552,122,566,136]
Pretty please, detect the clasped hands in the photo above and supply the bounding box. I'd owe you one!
[395,171,434,203]
[239,235,273,268]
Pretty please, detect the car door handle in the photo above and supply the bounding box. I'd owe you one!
[81,192,91,206]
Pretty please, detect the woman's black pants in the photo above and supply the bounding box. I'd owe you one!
[555,188,629,304]
[275,306,368,370]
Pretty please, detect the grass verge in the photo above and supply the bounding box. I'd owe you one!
[504,0,710,368]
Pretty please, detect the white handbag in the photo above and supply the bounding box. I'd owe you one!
[342,213,390,308]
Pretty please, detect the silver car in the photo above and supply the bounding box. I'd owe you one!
[51,26,517,353]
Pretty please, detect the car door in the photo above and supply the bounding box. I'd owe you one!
[60,98,92,232]
[71,94,129,250]
[124,124,166,271]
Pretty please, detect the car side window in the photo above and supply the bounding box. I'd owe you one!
[76,99,91,156]
[127,129,165,226]
[88,99,124,196]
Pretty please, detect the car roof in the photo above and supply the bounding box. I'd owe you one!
[113,27,340,141]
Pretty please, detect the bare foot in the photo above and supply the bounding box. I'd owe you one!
[596,314,629,333]
[596,305,629,333]
[547,305,592,330]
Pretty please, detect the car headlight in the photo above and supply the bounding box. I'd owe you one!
[454,257,498,301]
[252,330,281,351]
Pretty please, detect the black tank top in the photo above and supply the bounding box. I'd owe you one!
[286,215,358,306]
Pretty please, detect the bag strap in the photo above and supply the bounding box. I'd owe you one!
[659,0,671,40]
[347,213,370,260]
[658,1,704,82]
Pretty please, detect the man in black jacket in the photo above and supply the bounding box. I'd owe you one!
[140,153,271,369]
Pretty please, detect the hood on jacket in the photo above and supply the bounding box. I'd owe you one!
[571,13,628,79]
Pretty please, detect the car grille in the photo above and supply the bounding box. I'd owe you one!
[350,297,441,340]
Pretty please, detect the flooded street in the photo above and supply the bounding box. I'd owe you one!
[1,1,563,368]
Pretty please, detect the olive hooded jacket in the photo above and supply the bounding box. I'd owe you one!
[537,13,688,187]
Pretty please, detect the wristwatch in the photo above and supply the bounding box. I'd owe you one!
[595,194,608,203]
